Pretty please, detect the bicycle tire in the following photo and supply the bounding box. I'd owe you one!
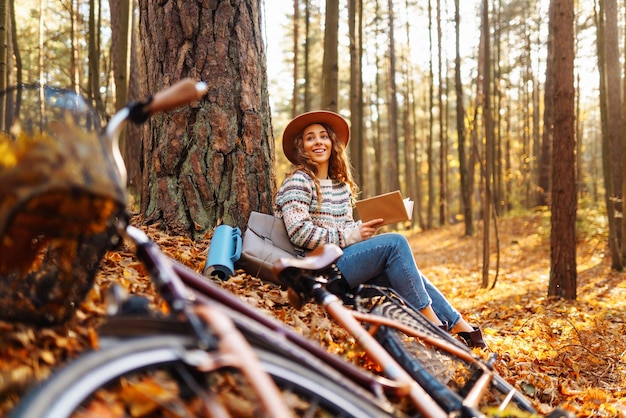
[9,335,393,418]
[359,287,539,415]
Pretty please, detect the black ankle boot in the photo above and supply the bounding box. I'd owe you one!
[457,327,486,348]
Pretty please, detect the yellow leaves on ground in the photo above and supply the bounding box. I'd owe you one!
[1,213,625,417]
[409,214,626,416]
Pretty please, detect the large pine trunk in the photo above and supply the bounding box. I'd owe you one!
[137,0,275,238]
[548,0,577,299]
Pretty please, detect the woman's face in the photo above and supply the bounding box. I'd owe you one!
[302,123,332,166]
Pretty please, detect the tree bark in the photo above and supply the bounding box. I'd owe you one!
[303,0,312,111]
[114,0,132,111]
[348,0,364,188]
[386,0,400,193]
[548,0,577,299]
[595,0,622,270]
[321,0,338,111]
[291,0,299,117]
[604,0,623,250]
[9,0,20,88]
[69,0,79,91]
[538,2,554,208]
[402,0,415,224]
[481,0,493,289]
[455,0,473,236]
[0,0,7,131]
[87,0,104,115]
[125,0,144,194]
[373,0,383,196]
[436,0,447,226]
[138,0,275,238]
[427,0,435,229]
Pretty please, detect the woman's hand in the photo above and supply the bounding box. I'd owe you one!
[360,218,384,240]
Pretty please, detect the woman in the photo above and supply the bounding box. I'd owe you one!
[274,110,485,348]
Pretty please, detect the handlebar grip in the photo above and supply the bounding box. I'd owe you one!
[146,78,208,115]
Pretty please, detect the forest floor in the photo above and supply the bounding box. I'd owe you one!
[0,211,625,417]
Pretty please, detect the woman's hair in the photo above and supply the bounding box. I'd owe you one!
[285,122,359,204]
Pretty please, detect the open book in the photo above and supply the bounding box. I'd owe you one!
[355,190,414,226]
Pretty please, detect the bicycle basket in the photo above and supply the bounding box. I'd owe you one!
[0,84,128,325]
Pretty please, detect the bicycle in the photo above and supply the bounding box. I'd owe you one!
[273,244,572,418]
[3,79,398,418]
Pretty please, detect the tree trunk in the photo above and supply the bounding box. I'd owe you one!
[427,0,435,229]
[304,0,312,111]
[37,0,43,92]
[598,0,623,262]
[493,1,504,217]
[548,0,577,299]
[291,0,299,117]
[386,0,400,193]
[455,0,473,236]
[403,0,416,224]
[3,0,18,129]
[69,0,79,91]
[481,0,493,289]
[348,0,364,188]
[538,1,555,209]
[622,0,626,264]
[373,0,383,196]
[436,0,447,226]
[110,0,136,192]
[531,72,540,207]
[604,0,623,236]
[604,0,623,252]
[137,0,275,238]
[9,0,20,88]
[114,0,132,112]
[595,0,622,270]
[87,0,104,115]
[321,0,338,111]
[0,0,7,131]
[125,0,143,194]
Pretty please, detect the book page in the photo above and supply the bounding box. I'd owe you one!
[355,190,413,226]
[403,198,414,219]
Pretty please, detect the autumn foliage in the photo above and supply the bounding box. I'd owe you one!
[0,213,624,416]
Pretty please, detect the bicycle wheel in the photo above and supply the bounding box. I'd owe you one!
[10,334,393,418]
[357,286,539,416]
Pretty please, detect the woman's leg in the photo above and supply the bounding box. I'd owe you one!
[337,233,461,325]
[337,233,486,347]
[354,273,444,325]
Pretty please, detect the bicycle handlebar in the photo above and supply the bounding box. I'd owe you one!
[146,79,208,116]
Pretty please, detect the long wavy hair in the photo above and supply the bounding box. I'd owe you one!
[284,122,359,204]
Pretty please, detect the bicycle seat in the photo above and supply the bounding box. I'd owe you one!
[272,244,343,276]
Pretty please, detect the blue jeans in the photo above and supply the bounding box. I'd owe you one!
[336,233,462,329]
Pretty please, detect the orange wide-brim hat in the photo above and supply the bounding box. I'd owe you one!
[281,110,350,164]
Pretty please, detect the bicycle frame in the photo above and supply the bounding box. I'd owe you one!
[153,245,466,417]
[308,282,493,416]
[164,243,408,402]
[270,246,494,417]
[100,224,401,416]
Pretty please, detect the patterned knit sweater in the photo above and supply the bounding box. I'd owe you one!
[274,170,362,250]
